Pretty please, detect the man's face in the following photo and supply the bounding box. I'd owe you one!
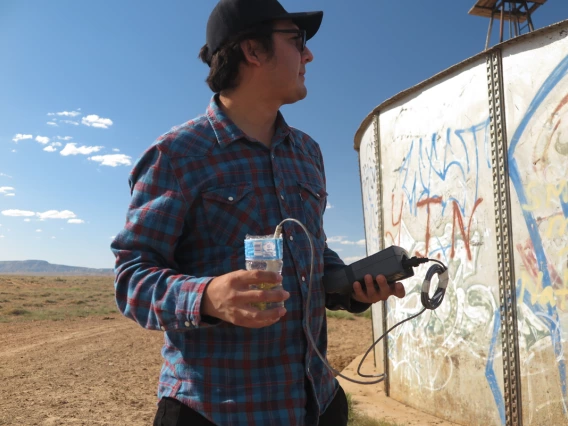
[261,20,314,105]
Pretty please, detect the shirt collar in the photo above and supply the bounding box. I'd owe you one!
[206,94,293,149]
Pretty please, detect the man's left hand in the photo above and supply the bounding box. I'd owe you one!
[351,274,406,304]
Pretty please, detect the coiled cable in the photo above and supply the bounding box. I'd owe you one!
[274,219,448,385]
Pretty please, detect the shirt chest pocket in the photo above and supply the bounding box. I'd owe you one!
[201,183,262,248]
[298,181,328,239]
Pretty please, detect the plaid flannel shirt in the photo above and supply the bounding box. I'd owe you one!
[111,95,369,426]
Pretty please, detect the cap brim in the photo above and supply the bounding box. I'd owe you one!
[276,11,323,41]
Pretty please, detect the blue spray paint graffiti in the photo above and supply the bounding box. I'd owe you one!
[399,119,490,219]
[395,118,507,421]
[508,54,568,400]
[379,50,568,425]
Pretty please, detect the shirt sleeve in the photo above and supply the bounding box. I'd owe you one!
[110,145,221,332]
[314,142,371,314]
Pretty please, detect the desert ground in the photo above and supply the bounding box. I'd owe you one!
[0,275,457,426]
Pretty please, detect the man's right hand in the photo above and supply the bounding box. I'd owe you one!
[201,270,289,328]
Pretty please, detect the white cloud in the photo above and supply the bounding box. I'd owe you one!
[37,210,76,220]
[11,150,16,153]
[326,202,333,209]
[1,209,81,222]
[112,148,120,152]
[0,173,12,178]
[327,236,366,246]
[88,154,132,167]
[61,120,79,126]
[328,236,346,243]
[49,110,81,117]
[344,256,364,264]
[0,235,4,238]
[36,229,42,233]
[51,236,56,239]
[1,210,35,217]
[68,219,84,224]
[47,121,58,127]
[45,142,62,152]
[35,135,50,144]
[56,136,72,141]
[0,187,15,194]
[110,236,115,239]
[60,143,103,156]
[12,134,32,143]
[2,209,79,221]
[82,114,113,129]
[5,193,15,197]
[56,110,81,117]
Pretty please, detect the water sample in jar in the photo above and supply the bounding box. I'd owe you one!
[244,235,284,311]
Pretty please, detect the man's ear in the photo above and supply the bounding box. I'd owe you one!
[241,39,262,66]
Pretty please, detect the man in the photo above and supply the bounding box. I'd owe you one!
[111,0,406,425]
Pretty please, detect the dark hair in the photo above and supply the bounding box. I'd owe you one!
[198,22,276,93]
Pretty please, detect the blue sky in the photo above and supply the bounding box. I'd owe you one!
[0,1,566,269]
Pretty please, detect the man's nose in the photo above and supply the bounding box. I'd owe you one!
[302,46,314,63]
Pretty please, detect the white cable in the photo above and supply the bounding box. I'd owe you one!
[276,218,392,384]
[275,218,449,384]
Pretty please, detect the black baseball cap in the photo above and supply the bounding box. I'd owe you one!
[205,0,323,64]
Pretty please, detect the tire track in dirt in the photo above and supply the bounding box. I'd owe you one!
[0,321,133,358]
[0,316,164,426]
[0,315,373,426]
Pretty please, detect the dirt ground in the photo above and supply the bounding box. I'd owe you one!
[0,312,398,426]
[338,356,460,426]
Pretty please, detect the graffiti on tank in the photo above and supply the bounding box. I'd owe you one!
[508,55,568,417]
[381,114,509,423]
[355,29,568,423]
[383,54,568,423]
[389,118,491,261]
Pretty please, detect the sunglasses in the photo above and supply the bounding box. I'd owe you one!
[270,29,307,53]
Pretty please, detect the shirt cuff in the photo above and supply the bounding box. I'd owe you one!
[174,276,222,330]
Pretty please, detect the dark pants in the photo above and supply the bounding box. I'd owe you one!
[153,385,348,426]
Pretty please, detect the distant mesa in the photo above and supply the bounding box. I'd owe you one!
[0,260,114,276]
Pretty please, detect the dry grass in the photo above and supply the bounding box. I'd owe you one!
[327,309,357,320]
[0,275,118,323]
[327,308,373,321]
[347,392,406,426]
